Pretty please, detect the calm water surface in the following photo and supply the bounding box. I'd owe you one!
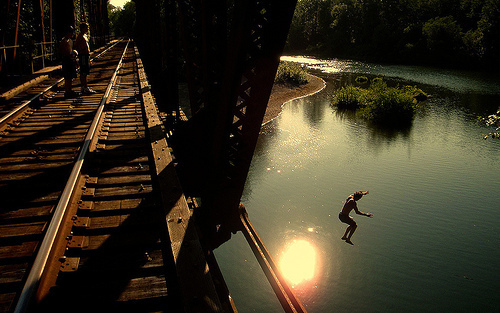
[215,57,500,313]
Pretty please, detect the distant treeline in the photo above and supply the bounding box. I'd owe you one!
[285,0,500,70]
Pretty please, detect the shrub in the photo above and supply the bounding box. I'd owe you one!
[333,85,364,109]
[361,86,416,125]
[274,61,309,86]
[332,77,427,126]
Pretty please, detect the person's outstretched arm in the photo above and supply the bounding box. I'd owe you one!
[354,203,373,217]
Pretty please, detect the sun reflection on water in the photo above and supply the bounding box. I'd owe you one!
[279,239,317,287]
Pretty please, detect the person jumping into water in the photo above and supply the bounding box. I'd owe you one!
[339,191,373,245]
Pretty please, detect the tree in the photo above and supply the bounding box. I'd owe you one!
[330,2,360,55]
[108,1,135,37]
[422,16,463,64]
[284,0,499,69]
[108,4,119,36]
[287,0,334,54]
[477,0,500,68]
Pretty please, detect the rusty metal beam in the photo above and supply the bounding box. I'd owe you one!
[13,0,21,61]
[240,205,307,313]
[39,0,46,44]
[49,0,52,59]
[39,0,46,68]
[0,0,11,71]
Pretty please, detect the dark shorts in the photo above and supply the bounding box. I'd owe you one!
[339,213,356,226]
[79,54,90,75]
[62,57,77,80]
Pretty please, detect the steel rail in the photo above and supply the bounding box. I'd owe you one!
[13,39,130,313]
[239,205,307,313]
[0,81,61,125]
[0,39,122,126]
[90,38,122,60]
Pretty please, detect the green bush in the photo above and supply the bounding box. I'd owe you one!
[333,85,364,109]
[274,61,309,86]
[332,77,428,126]
[361,86,416,125]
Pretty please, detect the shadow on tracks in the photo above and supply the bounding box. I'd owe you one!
[0,94,143,310]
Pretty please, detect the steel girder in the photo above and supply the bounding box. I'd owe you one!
[171,0,297,248]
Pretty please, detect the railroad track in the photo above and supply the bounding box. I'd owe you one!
[0,40,183,312]
[0,40,120,128]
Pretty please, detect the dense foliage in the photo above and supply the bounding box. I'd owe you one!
[274,61,310,86]
[1,1,43,73]
[332,77,427,125]
[108,2,136,37]
[286,0,500,69]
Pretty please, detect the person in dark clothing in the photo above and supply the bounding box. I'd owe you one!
[75,22,95,94]
[60,26,78,98]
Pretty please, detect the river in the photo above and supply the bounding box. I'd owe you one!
[215,57,500,313]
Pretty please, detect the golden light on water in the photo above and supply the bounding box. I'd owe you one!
[279,240,317,286]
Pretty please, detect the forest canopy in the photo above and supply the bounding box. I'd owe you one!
[108,1,136,37]
[285,0,500,70]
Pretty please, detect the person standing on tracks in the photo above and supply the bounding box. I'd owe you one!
[75,22,96,95]
[60,26,78,98]
[339,191,373,245]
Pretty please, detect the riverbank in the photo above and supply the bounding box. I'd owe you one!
[263,73,326,125]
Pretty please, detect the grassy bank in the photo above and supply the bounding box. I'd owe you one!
[274,61,309,86]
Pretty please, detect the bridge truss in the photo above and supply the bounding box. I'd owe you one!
[135,0,298,249]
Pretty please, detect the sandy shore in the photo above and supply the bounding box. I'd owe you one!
[263,73,326,125]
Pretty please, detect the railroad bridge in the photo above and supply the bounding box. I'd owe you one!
[0,1,305,312]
